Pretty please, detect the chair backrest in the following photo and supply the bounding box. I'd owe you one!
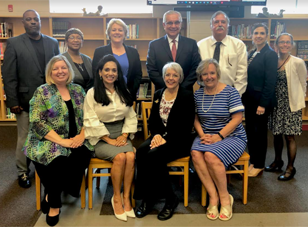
[141,101,152,140]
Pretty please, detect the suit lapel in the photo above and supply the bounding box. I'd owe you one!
[22,33,42,74]
[162,35,173,61]
[43,35,50,70]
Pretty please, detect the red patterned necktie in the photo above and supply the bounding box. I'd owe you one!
[172,39,177,61]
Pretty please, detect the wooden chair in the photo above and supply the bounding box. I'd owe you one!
[201,151,250,206]
[87,158,135,210]
[35,170,86,211]
[141,101,190,207]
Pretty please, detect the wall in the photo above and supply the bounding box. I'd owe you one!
[0,0,50,17]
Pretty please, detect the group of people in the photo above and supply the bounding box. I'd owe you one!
[2,8,307,226]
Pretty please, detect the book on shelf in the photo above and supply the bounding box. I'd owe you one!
[0,22,13,38]
[6,108,16,119]
[59,41,67,54]
[270,21,286,39]
[126,24,139,39]
[297,41,308,60]
[0,42,7,59]
[52,21,70,38]
[137,77,151,99]
[228,24,254,39]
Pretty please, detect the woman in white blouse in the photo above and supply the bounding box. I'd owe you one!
[84,54,137,222]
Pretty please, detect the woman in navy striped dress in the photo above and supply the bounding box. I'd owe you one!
[191,59,247,221]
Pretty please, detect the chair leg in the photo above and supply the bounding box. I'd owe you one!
[243,160,249,204]
[35,170,41,211]
[96,168,101,189]
[201,185,207,207]
[80,174,86,209]
[88,166,93,210]
[183,162,189,207]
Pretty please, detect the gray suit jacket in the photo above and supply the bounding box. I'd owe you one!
[62,52,93,92]
[2,33,60,112]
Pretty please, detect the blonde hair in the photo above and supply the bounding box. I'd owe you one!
[106,18,128,38]
[45,55,74,85]
[196,58,221,84]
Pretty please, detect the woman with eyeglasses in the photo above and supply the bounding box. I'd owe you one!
[267,33,307,181]
[242,23,278,177]
[62,28,93,92]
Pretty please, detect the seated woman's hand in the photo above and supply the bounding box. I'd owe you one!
[150,134,166,149]
[59,139,74,148]
[115,134,128,147]
[200,134,221,145]
[70,134,85,148]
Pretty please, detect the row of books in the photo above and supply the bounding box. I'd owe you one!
[228,24,256,39]
[59,41,67,54]
[126,24,139,39]
[0,22,13,38]
[0,42,7,59]
[270,21,286,39]
[297,41,308,60]
[6,108,16,119]
[52,21,70,38]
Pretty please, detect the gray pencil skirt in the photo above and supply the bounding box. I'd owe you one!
[94,120,134,161]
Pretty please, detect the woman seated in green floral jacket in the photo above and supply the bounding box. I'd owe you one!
[22,55,93,227]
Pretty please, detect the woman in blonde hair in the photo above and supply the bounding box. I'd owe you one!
[92,18,142,100]
[23,55,93,226]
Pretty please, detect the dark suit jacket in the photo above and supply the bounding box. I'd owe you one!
[2,33,60,112]
[243,44,278,109]
[62,52,93,92]
[146,35,201,90]
[92,43,142,99]
[149,86,195,154]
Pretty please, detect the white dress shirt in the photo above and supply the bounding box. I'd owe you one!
[83,88,137,146]
[198,35,248,96]
[167,35,179,51]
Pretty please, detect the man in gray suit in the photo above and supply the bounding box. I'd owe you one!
[2,9,60,188]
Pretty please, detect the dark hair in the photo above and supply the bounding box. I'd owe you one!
[94,54,133,106]
[252,23,268,35]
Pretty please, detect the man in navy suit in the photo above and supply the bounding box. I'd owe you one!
[146,10,201,90]
[2,9,60,188]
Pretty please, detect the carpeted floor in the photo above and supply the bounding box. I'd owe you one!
[1,126,308,226]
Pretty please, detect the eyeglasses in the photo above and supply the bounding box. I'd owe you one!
[165,21,181,26]
[68,36,82,41]
[278,41,292,45]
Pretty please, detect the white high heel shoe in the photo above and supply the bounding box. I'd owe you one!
[111,195,127,222]
[121,193,136,218]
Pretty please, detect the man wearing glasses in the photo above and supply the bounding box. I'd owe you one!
[147,10,201,90]
[2,9,60,188]
[198,11,247,96]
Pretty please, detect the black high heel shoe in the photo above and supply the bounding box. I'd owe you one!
[46,209,61,226]
[265,160,284,172]
[278,167,296,181]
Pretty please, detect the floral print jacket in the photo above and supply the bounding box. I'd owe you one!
[23,83,93,166]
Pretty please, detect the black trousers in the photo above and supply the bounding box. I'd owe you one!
[134,137,188,203]
[34,145,91,208]
[245,104,270,169]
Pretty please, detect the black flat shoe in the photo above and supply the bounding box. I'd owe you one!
[41,198,50,214]
[135,201,154,218]
[157,196,179,221]
[278,167,296,181]
[46,210,61,226]
[265,160,284,172]
[18,173,31,188]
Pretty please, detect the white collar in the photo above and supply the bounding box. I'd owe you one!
[167,34,179,44]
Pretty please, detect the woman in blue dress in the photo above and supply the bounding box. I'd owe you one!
[191,58,247,221]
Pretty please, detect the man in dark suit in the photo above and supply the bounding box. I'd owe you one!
[146,10,201,90]
[2,9,60,188]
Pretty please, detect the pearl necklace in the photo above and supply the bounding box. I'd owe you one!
[202,86,218,113]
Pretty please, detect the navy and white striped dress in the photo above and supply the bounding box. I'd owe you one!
[191,85,247,168]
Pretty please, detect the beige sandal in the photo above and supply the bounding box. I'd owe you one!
[206,204,219,220]
[219,194,234,221]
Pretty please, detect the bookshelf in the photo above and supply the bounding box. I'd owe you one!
[1,15,308,122]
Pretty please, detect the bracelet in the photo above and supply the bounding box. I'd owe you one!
[217,132,224,140]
